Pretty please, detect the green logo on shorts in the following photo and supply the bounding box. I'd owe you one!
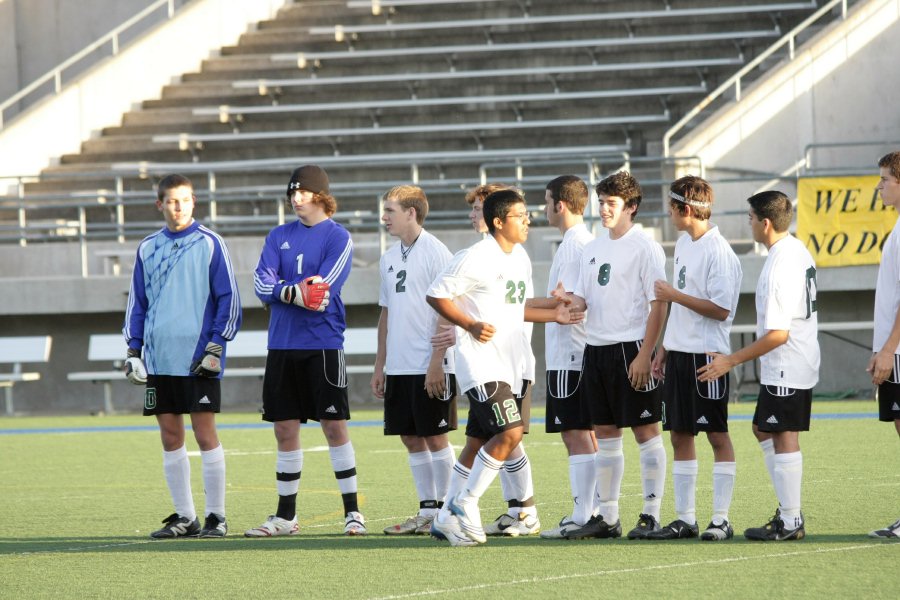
[145,388,157,410]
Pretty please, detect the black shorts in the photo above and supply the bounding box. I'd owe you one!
[384,373,458,436]
[464,381,523,440]
[752,385,812,432]
[545,369,591,433]
[516,379,532,434]
[143,375,221,416]
[262,349,350,423]
[875,355,900,422]
[581,342,662,429]
[661,351,729,434]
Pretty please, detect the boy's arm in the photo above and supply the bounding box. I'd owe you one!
[371,307,388,399]
[868,305,900,384]
[628,299,668,389]
[697,329,789,381]
[424,316,452,399]
[654,280,729,321]
[426,296,495,343]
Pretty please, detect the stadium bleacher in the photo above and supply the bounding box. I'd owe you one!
[10,0,826,226]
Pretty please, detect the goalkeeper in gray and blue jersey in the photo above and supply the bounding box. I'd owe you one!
[123,173,241,540]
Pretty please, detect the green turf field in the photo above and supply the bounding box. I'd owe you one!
[1,400,897,599]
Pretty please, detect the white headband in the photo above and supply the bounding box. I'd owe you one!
[669,190,710,208]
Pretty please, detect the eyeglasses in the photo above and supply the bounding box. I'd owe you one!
[504,212,529,222]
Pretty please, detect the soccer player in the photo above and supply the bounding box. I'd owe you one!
[247,165,366,537]
[646,175,741,541]
[566,171,669,540]
[865,151,900,539]
[426,188,578,546]
[434,183,543,537]
[699,190,819,541]
[536,175,601,539]
[371,185,458,536]
[123,173,242,539]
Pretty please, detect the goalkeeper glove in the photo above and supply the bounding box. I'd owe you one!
[191,342,223,377]
[280,275,330,312]
[124,347,147,385]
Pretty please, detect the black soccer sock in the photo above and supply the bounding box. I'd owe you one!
[341,492,359,515]
[276,494,297,520]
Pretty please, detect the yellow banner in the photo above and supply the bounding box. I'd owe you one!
[797,175,895,267]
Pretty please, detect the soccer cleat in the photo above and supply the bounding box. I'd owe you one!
[244,515,299,537]
[540,515,578,539]
[150,513,200,539]
[700,519,734,541]
[447,497,486,544]
[627,513,661,540]
[384,514,433,535]
[431,513,479,546]
[868,519,900,539]
[415,515,436,535]
[484,512,541,537]
[344,511,367,536]
[744,509,805,541]
[198,513,228,538]
[645,519,699,540]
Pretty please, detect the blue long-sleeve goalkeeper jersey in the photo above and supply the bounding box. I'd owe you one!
[253,218,353,350]
[123,220,242,377]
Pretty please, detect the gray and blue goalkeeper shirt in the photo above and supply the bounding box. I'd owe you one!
[123,220,242,377]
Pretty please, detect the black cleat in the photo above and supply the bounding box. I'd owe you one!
[645,519,699,540]
[627,513,660,539]
[199,513,228,538]
[700,519,734,541]
[150,513,200,539]
[744,509,805,541]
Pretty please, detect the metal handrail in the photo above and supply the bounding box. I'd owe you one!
[662,0,849,157]
[0,0,179,130]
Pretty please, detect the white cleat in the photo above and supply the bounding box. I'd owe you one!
[244,515,299,537]
[431,513,480,546]
[344,511,367,535]
[484,512,541,537]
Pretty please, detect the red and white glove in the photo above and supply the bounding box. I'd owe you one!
[280,276,330,312]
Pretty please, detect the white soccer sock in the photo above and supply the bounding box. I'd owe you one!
[672,459,698,525]
[162,445,195,520]
[775,451,803,525]
[502,443,535,517]
[459,448,503,504]
[639,435,667,521]
[200,444,226,518]
[569,453,597,525]
[276,449,303,496]
[759,438,777,493]
[430,446,455,505]
[329,441,358,495]
[711,461,736,524]
[595,437,624,524]
[408,450,436,505]
[438,461,470,520]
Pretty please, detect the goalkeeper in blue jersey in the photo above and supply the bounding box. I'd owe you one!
[246,165,367,537]
[123,173,242,539]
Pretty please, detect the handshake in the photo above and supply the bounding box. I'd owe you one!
[280,275,330,312]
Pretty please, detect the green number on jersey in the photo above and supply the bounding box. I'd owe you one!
[491,398,521,426]
[505,280,526,304]
[677,265,686,290]
[395,270,407,293]
[597,263,611,286]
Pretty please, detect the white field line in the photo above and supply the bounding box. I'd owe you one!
[366,543,900,600]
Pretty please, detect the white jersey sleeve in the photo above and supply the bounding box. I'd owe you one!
[756,235,819,388]
[873,219,900,353]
